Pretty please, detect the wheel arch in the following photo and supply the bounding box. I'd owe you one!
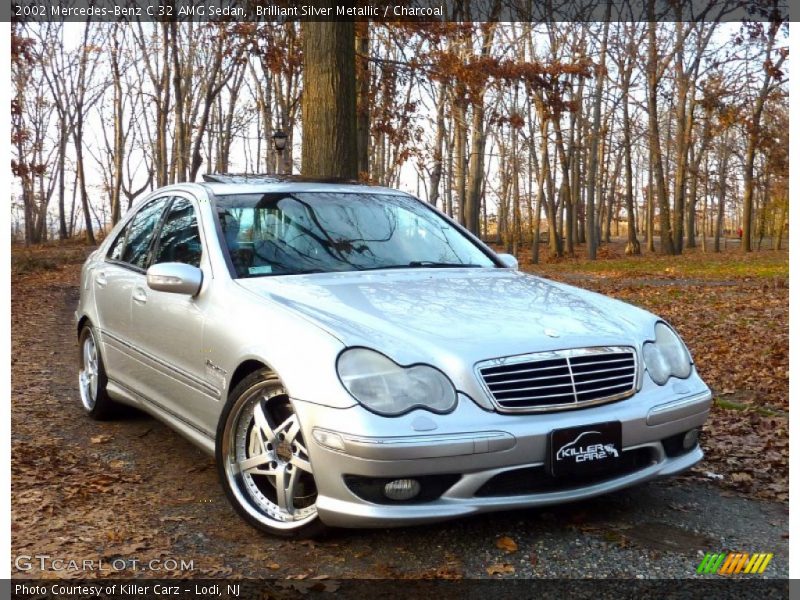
[76,316,111,370]
[220,338,355,412]
[227,359,277,402]
[77,314,90,337]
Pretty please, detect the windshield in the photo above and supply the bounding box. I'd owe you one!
[215,192,498,278]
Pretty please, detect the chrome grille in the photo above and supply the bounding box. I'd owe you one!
[477,347,637,413]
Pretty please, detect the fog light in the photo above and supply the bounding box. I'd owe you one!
[683,428,699,450]
[383,479,421,501]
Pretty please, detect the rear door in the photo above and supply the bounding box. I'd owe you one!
[93,196,170,391]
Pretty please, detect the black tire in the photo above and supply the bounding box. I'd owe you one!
[216,368,328,539]
[78,324,118,420]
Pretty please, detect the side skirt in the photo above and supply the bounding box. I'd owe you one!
[107,378,216,456]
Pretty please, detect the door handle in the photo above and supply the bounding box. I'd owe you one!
[132,288,148,304]
[95,272,108,287]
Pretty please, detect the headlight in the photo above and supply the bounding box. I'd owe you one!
[337,348,457,416]
[642,322,692,385]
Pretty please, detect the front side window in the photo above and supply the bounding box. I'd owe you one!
[153,198,202,268]
[121,197,170,269]
[215,192,497,278]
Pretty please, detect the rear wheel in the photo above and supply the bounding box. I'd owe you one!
[78,325,117,420]
[216,369,326,538]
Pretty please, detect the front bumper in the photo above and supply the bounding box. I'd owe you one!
[293,386,712,528]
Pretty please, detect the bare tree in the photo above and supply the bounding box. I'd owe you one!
[740,18,787,252]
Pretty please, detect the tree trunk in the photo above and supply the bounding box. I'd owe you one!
[111,27,124,224]
[74,21,95,244]
[686,169,698,249]
[646,16,674,254]
[544,134,561,258]
[155,23,171,186]
[622,66,640,255]
[774,195,787,250]
[497,130,509,248]
[701,154,708,252]
[671,21,690,255]
[452,94,467,225]
[462,2,499,234]
[465,101,488,235]
[444,123,454,217]
[531,178,544,265]
[57,122,68,239]
[169,22,187,182]
[585,13,611,259]
[714,136,730,253]
[742,124,759,253]
[511,126,521,256]
[604,153,621,243]
[427,84,446,207]
[355,22,370,179]
[552,111,573,255]
[301,17,358,179]
[74,121,95,245]
[646,156,655,252]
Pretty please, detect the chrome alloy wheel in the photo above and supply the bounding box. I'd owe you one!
[222,378,318,531]
[79,329,100,410]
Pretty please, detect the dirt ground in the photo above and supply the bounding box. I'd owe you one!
[10,242,789,579]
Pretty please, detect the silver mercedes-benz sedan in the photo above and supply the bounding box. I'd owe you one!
[76,175,711,538]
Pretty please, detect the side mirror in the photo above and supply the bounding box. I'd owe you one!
[146,262,203,296]
[496,253,519,270]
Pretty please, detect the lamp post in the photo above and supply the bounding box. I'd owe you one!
[272,129,288,175]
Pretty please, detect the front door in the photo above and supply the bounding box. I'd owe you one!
[127,195,217,436]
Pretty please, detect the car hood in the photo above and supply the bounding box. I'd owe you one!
[236,268,658,368]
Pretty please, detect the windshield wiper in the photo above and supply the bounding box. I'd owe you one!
[282,268,331,275]
[244,268,327,277]
[408,261,483,268]
[358,261,483,271]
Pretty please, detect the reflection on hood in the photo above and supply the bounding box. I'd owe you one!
[238,269,655,365]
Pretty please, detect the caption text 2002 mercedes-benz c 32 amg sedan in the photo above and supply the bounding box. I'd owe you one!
[76,175,711,538]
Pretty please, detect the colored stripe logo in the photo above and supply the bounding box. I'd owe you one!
[697,552,773,575]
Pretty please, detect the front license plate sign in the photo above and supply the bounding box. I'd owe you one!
[548,421,622,477]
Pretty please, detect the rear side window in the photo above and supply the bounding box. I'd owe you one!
[120,197,169,269]
[107,224,128,261]
[153,198,202,268]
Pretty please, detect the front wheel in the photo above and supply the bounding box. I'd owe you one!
[216,369,326,538]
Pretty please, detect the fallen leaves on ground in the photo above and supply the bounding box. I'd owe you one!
[10,258,254,577]
[486,563,516,576]
[495,536,518,553]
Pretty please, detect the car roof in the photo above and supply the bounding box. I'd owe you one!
[198,174,409,197]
